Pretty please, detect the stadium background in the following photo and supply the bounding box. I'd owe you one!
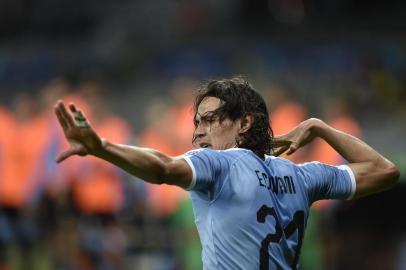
[0,0,405,269]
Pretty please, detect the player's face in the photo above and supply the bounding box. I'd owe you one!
[193,97,241,150]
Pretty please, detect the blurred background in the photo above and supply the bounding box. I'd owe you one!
[0,0,405,269]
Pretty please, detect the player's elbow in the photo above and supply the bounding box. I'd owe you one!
[355,162,400,198]
[376,160,400,188]
[383,163,400,186]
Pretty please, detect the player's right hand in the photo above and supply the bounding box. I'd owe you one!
[54,100,102,163]
[273,118,324,156]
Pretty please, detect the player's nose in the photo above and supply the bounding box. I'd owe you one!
[192,128,206,146]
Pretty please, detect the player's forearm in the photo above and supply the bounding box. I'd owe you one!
[92,139,172,184]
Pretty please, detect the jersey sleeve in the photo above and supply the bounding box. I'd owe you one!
[182,148,231,196]
[297,162,356,203]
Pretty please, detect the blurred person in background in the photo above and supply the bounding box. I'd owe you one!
[166,77,197,154]
[140,78,195,219]
[0,101,15,270]
[0,92,47,270]
[163,77,202,270]
[54,77,399,269]
[138,96,188,218]
[66,80,133,270]
[310,97,362,167]
[263,83,309,163]
[0,79,75,270]
[35,78,82,270]
[138,78,200,269]
[299,96,363,270]
[141,78,195,216]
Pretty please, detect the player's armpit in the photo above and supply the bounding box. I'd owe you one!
[347,161,399,199]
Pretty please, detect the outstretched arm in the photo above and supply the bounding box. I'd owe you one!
[54,100,192,188]
[273,118,400,198]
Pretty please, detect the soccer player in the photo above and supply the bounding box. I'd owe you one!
[54,78,399,269]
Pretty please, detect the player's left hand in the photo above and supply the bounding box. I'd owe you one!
[54,100,103,163]
[273,118,323,156]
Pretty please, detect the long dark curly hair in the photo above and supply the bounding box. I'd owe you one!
[193,77,274,159]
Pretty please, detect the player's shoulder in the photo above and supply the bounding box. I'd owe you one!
[266,157,339,176]
[185,147,253,161]
[222,147,252,155]
[186,147,250,155]
[263,155,310,175]
[264,155,296,166]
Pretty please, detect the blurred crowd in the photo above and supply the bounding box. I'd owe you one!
[0,0,405,269]
[0,78,198,270]
[3,74,403,270]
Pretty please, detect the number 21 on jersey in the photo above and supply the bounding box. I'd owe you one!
[257,205,305,270]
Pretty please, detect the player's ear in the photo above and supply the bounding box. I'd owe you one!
[238,113,254,134]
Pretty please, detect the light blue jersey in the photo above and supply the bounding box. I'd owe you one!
[182,148,355,270]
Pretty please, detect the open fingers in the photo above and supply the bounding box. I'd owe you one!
[273,145,290,156]
[56,148,77,163]
[69,103,77,112]
[54,105,68,130]
[54,101,73,130]
[55,100,75,128]
[272,139,289,147]
[286,142,299,155]
[273,135,291,147]
[58,101,75,127]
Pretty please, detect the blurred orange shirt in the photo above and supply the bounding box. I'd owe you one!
[311,116,362,165]
[137,99,195,217]
[0,106,17,207]
[70,116,131,215]
[271,101,308,163]
[0,109,50,208]
[167,101,195,154]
